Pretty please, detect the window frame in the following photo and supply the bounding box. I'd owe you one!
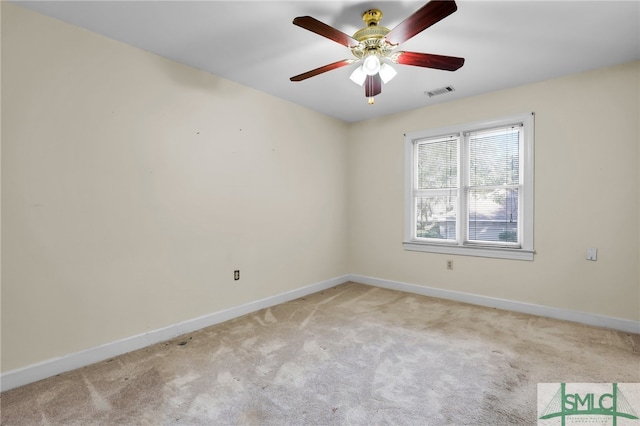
[403,113,535,261]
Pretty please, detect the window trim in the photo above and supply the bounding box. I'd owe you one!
[403,113,535,261]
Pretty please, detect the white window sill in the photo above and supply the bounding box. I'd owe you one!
[403,242,535,261]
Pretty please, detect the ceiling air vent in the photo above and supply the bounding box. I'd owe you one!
[425,86,455,97]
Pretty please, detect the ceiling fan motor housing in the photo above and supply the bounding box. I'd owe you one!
[351,9,392,59]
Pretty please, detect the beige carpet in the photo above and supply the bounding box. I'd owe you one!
[1,282,638,425]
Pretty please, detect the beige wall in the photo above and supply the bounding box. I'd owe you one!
[1,4,349,372]
[348,61,640,322]
[2,2,639,375]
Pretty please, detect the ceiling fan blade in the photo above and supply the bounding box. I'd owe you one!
[290,59,355,82]
[293,16,359,48]
[394,51,465,71]
[385,0,458,46]
[364,74,382,97]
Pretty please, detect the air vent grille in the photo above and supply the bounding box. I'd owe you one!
[425,86,455,97]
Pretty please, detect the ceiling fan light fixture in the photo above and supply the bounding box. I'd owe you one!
[362,54,381,76]
[349,66,367,86]
[290,1,465,105]
[379,62,397,84]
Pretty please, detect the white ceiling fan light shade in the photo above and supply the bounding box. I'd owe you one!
[362,54,381,76]
[379,62,397,84]
[349,65,367,86]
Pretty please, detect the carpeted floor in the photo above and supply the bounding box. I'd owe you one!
[1,282,639,425]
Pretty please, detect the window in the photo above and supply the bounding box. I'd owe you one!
[404,113,534,260]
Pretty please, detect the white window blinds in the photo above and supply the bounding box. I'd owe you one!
[415,136,458,241]
[467,125,522,245]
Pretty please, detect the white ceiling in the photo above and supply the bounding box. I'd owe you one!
[12,1,640,123]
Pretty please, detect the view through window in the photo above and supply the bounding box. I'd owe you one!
[404,113,534,260]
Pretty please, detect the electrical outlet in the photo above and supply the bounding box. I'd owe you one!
[234,270,240,280]
[447,260,453,270]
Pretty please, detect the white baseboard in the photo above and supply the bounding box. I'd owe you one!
[3,273,638,392]
[0,275,350,392]
[348,274,640,335]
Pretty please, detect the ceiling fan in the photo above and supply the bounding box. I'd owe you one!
[290,0,465,104]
